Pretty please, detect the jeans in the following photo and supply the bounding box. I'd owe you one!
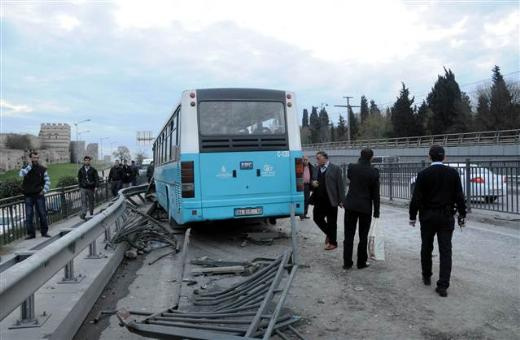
[80,188,95,216]
[24,194,48,236]
[111,180,121,196]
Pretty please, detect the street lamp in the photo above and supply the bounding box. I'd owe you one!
[74,119,91,143]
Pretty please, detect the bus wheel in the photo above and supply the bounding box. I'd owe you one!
[269,218,276,225]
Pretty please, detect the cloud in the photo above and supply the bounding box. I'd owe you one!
[56,14,81,31]
[0,99,33,116]
[483,10,520,48]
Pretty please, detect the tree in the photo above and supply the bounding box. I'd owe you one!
[391,83,417,137]
[5,134,32,150]
[416,100,430,135]
[358,114,391,139]
[318,107,330,142]
[336,114,347,141]
[135,152,146,165]
[113,146,131,162]
[302,109,309,128]
[309,106,320,143]
[360,95,369,123]
[489,65,518,129]
[348,106,359,140]
[369,100,381,116]
[427,68,469,134]
[300,126,311,144]
[475,90,491,130]
[330,123,336,142]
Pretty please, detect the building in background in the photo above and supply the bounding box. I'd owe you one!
[86,143,99,161]
[38,123,71,163]
[70,141,86,164]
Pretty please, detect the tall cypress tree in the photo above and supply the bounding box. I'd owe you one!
[348,107,359,140]
[336,114,347,141]
[330,123,336,142]
[475,91,492,130]
[427,68,469,134]
[489,65,517,129]
[318,107,330,142]
[309,106,320,143]
[416,100,429,135]
[391,83,416,137]
[369,100,381,116]
[302,109,309,127]
[360,95,369,123]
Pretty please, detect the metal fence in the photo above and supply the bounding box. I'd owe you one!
[0,181,112,245]
[305,129,520,150]
[342,160,520,215]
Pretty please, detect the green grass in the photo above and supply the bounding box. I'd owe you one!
[0,162,109,189]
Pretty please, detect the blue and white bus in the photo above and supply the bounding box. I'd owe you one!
[152,88,304,225]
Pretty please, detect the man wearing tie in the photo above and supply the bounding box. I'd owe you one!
[312,151,345,250]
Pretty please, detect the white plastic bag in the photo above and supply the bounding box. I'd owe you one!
[368,218,385,261]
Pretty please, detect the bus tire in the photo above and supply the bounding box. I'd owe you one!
[269,217,276,225]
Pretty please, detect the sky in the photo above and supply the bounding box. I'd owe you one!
[1,0,519,157]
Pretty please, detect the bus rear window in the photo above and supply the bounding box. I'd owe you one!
[198,101,286,136]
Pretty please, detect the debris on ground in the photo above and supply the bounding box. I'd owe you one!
[243,231,288,245]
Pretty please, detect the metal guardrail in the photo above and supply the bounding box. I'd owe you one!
[304,129,520,150]
[0,184,147,324]
[340,160,519,215]
[0,180,112,245]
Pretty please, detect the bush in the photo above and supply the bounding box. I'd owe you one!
[0,178,23,199]
[56,176,78,188]
[5,134,32,150]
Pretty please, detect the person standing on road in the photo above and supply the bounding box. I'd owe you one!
[312,151,345,250]
[130,160,139,186]
[19,151,51,239]
[121,159,132,188]
[409,145,466,297]
[108,160,123,196]
[343,148,380,270]
[78,155,99,220]
[301,155,315,220]
[146,161,154,183]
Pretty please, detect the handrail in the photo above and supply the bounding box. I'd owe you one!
[303,129,520,150]
[0,184,147,321]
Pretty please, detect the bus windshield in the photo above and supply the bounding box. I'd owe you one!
[198,101,286,136]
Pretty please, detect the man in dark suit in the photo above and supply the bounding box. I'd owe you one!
[409,145,466,297]
[312,151,345,250]
[343,148,380,270]
[301,155,315,220]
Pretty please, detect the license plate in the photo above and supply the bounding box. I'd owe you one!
[234,207,263,216]
[240,161,254,170]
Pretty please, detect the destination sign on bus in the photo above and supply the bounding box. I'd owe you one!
[240,161,254,170]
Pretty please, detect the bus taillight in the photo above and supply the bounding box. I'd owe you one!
[295,158,304,192]
[181,161,195,198]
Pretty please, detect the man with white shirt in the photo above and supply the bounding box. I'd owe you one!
[78,155,100,220]
[312,151,345,250]
[409,145,466,297]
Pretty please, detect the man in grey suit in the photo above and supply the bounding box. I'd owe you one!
[312,151,345,250]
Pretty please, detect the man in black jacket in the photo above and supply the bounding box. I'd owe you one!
[121,159,132,188]
[343,148,380,270]
[108,160,123,196]
[19,151,51,239]
[78,156,99,220]
[409,145,466,297]
[130,160,139,186]
[312,151,345,251]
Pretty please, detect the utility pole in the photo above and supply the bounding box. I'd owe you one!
[334,96,359,144]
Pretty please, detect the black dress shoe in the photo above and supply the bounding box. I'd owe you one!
[423,276,431,286]
[435,287,448,297]
[25,235,36,240]
[357,263,370,270]
[80,214,86,220]
[41,233,51,238]
[343,264,353,270]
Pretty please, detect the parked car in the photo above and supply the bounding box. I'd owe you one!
[138,158,153,176]
[410,163,507,203]
[0,214,25,235]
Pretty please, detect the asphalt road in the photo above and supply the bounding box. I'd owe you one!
[75,204,520,339]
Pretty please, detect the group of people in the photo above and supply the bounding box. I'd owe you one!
[107,159,140,196]
[302,145,466,297]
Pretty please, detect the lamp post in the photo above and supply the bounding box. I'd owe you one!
[73,119,90,164]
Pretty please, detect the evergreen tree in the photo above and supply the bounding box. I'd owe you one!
[427,68,469,134]
[309,106,320,143]
[348,107,359,140]
[330,123,336,142]
[336,114,347,141]
[475,90,491,130]
[369,100,381,116]
[318,107,330,142]
[360,95,369,123]
[391,83,416,137]
[302,109,309,127]
[416,100,429,135]
[358,114,391,139]
[300,126,312,144]
[489,65,517,129]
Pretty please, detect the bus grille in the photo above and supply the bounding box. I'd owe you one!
[200,136,289,152]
